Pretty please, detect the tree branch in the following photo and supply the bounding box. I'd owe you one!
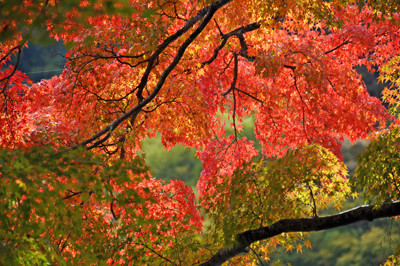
[1,46,22,91]
[76,0,232,149]
[324,40,351,55]
[135,0,232,102]
[202,22,260,65]
[199,201,400,266]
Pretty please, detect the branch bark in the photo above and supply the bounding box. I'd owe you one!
[75,0,232,150]
[202,22,260,65]
[199,201,400,266]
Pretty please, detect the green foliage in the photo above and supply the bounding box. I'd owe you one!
[354,126,400,203]
[0,0,135,43]
[205,145,349,246]
[270,223,400,266]
[380,56,400,117]
[142,136,202,187]
[266,138,400,265]
[0,146,150,263]
[361,0,400,20]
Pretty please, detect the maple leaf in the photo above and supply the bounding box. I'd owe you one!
[296,244,303,254]
[285,244,295,252]
[304,239,312,249]
[2,0,400,265]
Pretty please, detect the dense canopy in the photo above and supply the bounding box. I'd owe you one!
[1,0,400,264]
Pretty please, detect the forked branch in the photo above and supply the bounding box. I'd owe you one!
[76,0,232,149]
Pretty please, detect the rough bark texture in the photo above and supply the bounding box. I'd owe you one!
[199,201,400,266]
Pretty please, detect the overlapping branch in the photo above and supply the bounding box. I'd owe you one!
[74,4,265,150]
[76,0,232,149]
[202,22,260,66]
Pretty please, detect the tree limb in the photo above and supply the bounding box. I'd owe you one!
[199,201,400,266]
[76,0,232,149]
[202,22,260,65]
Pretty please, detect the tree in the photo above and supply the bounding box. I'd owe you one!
[1,0,400,264]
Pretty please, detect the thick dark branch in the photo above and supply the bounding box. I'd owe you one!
[135,0,232,101]
[199,201,400,266]
[62,190,82,200]
[77,0,231,149]
[284,64,296,70]
[202,37,229,66]
[324,40,351,55]
[203,22,260,65]
[237,34,249,58]
[224,22,260,38]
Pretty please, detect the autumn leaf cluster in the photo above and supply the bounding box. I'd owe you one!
[2,0,400,264]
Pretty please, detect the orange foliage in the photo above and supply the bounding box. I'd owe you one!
[1,0,400,264]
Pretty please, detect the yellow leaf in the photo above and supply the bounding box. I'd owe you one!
[16,179,26,190]
[285,244,294,252]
